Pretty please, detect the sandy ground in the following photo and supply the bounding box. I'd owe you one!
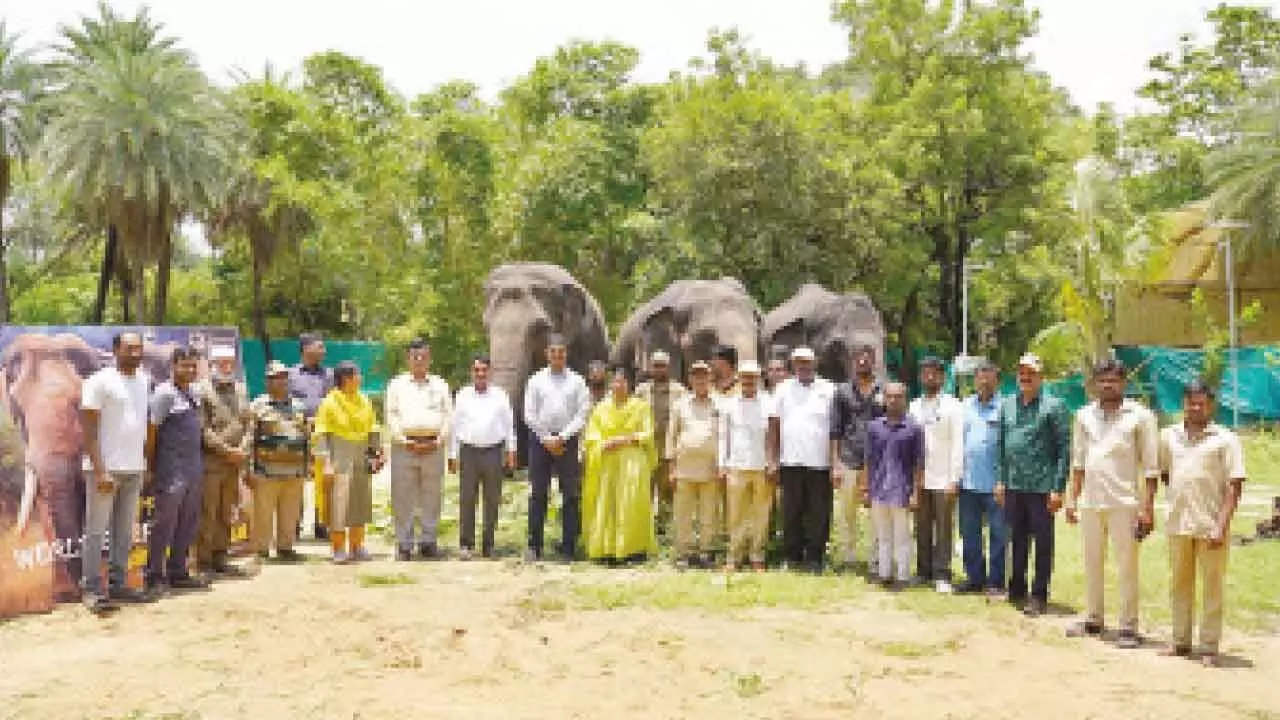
[2,543,1278,720]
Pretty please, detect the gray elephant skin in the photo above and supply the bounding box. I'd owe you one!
[763,283,887,384]
[483,263,610,465]
[611,278,762,384]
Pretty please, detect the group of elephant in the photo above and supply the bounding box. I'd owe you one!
[482,262,887,443]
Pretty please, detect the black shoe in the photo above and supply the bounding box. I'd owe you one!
[481,545,494,559]
[84,594,118,615]
[396,547,412,562]
[169,574,209,590]
[1115,630,1142,649]
[1024,598,1047,617]
[314,523,329,541]
[956,582,985,594]
[210,552,232,574]
[276,549,303,563]
[110,586,154,604]
[1067,621,1104,638]
[419,542,439,560]
[256,551,271,561]
[1008,594,1028,610]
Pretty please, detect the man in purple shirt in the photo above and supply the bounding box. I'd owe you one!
[288,333,334,539]
[861,382,924,588]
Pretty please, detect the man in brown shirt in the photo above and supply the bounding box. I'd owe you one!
[197,346,251,574]
[634,351,686,535]
[1157,380,1246,668]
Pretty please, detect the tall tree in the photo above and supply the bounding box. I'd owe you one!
[1205,76,1280,256]
[42,2,232,324]
[0,23,43,322]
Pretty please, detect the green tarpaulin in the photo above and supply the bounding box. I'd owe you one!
[1115,345,1279,425]
[240,340,390,398]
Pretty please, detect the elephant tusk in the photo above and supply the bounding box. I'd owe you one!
[17,463,36,536]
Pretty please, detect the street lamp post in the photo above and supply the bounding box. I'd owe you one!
[1211,220,1249,428]
[961,260,993,360]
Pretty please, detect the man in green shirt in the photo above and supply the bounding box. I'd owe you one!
[997,353,1070,617]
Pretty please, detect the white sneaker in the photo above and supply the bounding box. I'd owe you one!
[332,551,350,564]
[935,580,954,594]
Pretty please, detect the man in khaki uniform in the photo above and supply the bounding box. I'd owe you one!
[717,361,774,571]
[197,345,251,574]
[1157,380,1246,668]
[248,361,309,562]
[1065,359,1159,649]
[634,351,686,534]
[669,361,720,567]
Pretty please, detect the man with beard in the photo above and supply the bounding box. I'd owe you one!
[586,361,609,407]
[830,345,885,571]
[80,332,151,614]
[146,347,209,594]
[634,351,686,536]
[712,345,740,400]
[908,357,964,593]
[863,382,924,588]
[196,346,250,575]
[958,361,1008,599]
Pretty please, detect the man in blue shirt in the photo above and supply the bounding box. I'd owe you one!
[958,361,1006,598]
[861,382,924,588]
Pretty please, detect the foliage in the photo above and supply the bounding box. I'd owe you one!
[1205,76,1280,257]
[1190,287,1264,387]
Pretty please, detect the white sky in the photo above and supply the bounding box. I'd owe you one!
[3,0,1268,115]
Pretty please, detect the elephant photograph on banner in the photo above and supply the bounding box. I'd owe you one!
[0,325,241,619]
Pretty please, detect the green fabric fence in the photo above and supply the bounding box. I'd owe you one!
[1115,345,1279,426]
[240,339,390,399]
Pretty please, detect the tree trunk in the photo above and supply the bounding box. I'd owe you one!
[93,225,118,324]
[131,261,146,328]
[251,240,272,362]
[153,229,172,324]
[898,285,921,386]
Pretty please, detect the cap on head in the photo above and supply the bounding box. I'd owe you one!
[547,333,568,349]
[1018,353,1043,372]
[210,346,236,361]
[919,355,944,370]
[650,350,670,365]
[266,360,289,377]
[738,360,762,376]
[690,360,711,373]
[791,347,816,362]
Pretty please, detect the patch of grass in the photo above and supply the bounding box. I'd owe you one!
[730,671,766,698]
[566,569,868,612]
[871,636,964,659]
[356,571,418,588]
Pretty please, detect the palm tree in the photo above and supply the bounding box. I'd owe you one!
[1206,77,1280,258]
[0,23,44,322]
[42,2,233,324]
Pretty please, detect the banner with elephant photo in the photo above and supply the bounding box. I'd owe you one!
[0,325,242,619]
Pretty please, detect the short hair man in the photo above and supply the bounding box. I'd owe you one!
[1158,381,1246,668]
[385,339,452,561]
[1065,359,1159,648]
[908,356,964,593]
[862,382,924,587]
[289,332,335,540]
[958,360,1007,598]
[830,343,885,570]
[712,344,740,399]
[448,354,517,559]
[195,345,251,575]
[634,350,687,535]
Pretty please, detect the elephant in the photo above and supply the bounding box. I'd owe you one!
[611,278,763,385]
[0,332,105,600]
[762,283,887,384]
[483,262,611,465]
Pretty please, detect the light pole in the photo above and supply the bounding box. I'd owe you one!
[961,260,993,361]
[1210,220,1249,427]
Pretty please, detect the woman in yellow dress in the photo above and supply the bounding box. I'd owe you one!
[582,366,657,563]
[313,362,384,563]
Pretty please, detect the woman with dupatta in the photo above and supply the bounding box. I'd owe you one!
[582,367,657,563]
[313,361,384,563]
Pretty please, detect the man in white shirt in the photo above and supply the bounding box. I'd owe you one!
[1065,359,1159,649]
[385,339,453,561]
[768,347,837,572]
[449,355,517,559]
[80,332,151,614]
[908,356,964,593]
[669,361,721,567]
[523,334,591,561]
[718,361,774,571]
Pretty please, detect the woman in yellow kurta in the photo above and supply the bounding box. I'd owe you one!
[313,362,384,563]
[583,367,657,562]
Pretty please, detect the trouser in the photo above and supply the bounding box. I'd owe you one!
[391,446,445,550]
[1169,535,1228,652]
[147,477,203,581]
[652,458,673,531]
[1006,490,1054,602]
[872,504,912,582]
[958,490,1007,589]
[726,469,772,564]
[251,477,304,554]
[197,458,241,566]
[915,488,955,581]
[674,478,720,558]
[459,444,504,553]
[82,472,143,597]
[835,468,868,564]
[527,433,581,558]
[301,456,327,537]
[1082,506,1140,630]
[780,465,832,566]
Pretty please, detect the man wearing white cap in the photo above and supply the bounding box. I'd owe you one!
[998,352,1071,617]
[196,345,251,575]
[718,361,774,570]
[769,346,837,572]
[634,350,686,534]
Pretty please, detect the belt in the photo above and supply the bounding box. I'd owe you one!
[461,442,503,451]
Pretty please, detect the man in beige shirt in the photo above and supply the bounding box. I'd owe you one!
[385,339,452,561]
[1065,359,1159,648]
[1157,380,1246,668]
[635,350,686,535]
[668,360,720,567]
